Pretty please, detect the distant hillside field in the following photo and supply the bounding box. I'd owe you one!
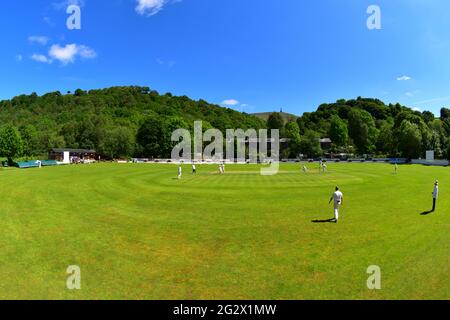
[252,112,299,123]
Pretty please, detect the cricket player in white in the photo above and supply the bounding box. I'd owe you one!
[178,164,182,179]
[192,163,196,174]
[329,186,343,223]
[219,162,225,174]
[432,180,439,212]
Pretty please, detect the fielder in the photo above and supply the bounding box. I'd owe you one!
[302,164,308,173]
[178,164,182,179]
[192,163,197,174]
[431,180,439,212]
[329,186,344,223]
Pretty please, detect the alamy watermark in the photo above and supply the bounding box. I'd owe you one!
[367,5,381,30]
[66,265,81,290]
[67,4,81,30]
[367,265,381,290]
[171,121,280,175]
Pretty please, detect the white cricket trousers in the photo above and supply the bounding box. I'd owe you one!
[334,206,340,220]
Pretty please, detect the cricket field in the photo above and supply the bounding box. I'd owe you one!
[0,163,448,299]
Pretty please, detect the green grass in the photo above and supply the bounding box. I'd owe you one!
[0,163,448,300]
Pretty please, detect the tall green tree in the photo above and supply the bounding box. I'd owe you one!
[284,121,301,157]
[19,124,39,157]
[329,115,348,147]
[422,111,435,124]
[267,113,284,131]
[299,130,322,158]
[0,124,23,164]
[99,127,136,159]
[136,117,167,158]
[397,120,422,158]
[348,109,377,154]
[376,121,394,155]
[284,121,301,141]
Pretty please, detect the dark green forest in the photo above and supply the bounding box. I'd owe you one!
[285,97,450,159]
[0,86,265,162]
[0,87,449,162]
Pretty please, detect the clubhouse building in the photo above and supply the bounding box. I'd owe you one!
[49,148,97,164]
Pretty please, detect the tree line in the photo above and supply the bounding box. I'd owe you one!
[0,88,447,163]
[0,86,265,163]
[267,97,450,159]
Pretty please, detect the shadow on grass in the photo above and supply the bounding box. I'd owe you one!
[420,210,434,216]
[312,218,336,224]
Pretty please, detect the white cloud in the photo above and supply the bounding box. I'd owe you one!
[48,44,97,65]
[136,0,166,16]
[78,45,97,59]
[49,44,78,64]
[29,36,50,46]
[222,99,239,106]
[53,0,85,10]
[16,54,23,62]
[31,54,52,64]
[412,107,421,112]
[405,92,414,97]
[136,0,181,16]
[156,58,176,67]
[397,75,412,81]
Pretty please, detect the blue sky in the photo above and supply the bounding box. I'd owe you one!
[1,0,450,116]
